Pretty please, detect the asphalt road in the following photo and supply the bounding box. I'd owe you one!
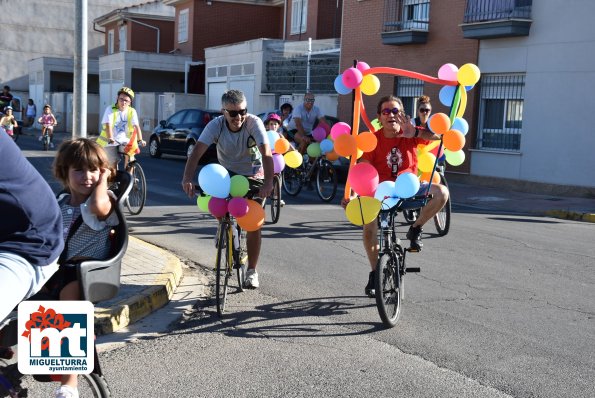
[20,133,595,398]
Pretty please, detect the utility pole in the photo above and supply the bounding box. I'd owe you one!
[73,0,88,137]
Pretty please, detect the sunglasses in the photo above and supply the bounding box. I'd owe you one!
[381,107,403,116]
[419,108,431,113]
[304,99,315,103]
[224,108,248,117]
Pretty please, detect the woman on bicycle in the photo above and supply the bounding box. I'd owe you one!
[0,106,18,139]
[96,86,146,168]
[37,104,58,148]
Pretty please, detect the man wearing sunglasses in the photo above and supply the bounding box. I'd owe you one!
[286,93,328,154]
[182,90,274,289]
[342,95,449,298]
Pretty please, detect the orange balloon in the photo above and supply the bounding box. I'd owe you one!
[325,150,339,161]
[333,134,357,157]
[420,171,441,184]
[237,199,265,232]
[274,138,290,154]
[443,129,466,152]
[428,113,451,135]
[356,132,377,152]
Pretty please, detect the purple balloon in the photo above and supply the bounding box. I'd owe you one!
[228,197,249,218]
[312,126,327,142]
[272,153,285,173]
[208,197,228,218]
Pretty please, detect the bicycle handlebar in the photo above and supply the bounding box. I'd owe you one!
[379,193,434,213]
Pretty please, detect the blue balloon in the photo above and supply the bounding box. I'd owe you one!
[198,164,231,198]
[267,130,279,148]
[451,117,469,135]
[320,138,334,154]
[374,181,399,210]
[334,75,351,95]
[465,85,474,91]
[394,172,420,199]
[439,86,457,107]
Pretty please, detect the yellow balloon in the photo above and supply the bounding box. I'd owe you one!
[284,151,303,168]
[457,63,481,86]
[417,151,436,173]
[360,75,380,96]
[345,196,381,226]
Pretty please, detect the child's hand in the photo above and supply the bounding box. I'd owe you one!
[98,168,112,186]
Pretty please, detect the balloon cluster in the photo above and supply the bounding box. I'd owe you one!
[334,61,481,226]
[196,164,265,231]
[266,130,301,171]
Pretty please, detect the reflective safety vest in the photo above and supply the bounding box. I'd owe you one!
[97,106,139,157]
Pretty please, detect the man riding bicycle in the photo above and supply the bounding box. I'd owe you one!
[286,93,329,154]
[182,89,274,289]
[97,86,146,168]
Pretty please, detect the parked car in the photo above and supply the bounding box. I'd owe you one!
[149,108,222,164]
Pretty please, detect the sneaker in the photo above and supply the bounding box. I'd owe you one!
[50,142,55,149]
[55,385,79,398]
[280,199,285,207]
[406,225,423,252]
[365,271,375,298]
[244,269,259,288]
[38,135,43,141]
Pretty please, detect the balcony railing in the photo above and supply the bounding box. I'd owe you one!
[463,0,532,23]
[382,0,430,45]
[461,0,532,39]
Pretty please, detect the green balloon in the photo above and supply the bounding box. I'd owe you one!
[197,195,211,212]
[307,142,322,158]
[230,175,249,197]
[444,149,466,166]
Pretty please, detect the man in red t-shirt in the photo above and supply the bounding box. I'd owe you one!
[342,95,449,297]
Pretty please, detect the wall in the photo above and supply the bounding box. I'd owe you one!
[471,0,595,188]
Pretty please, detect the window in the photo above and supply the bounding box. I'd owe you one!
[118,26,127,52]
[291,0,308,35]
[395,77,424,116]
[401,0,430,29]
[107,30,114,54]
[477,74,525,151]
[178,9,189,43]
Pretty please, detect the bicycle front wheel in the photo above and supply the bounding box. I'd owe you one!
[282,166,302,196]
[269,174,282,224]
[374,252,402,328]
[215,222,232,316]
[125,161,147,216]
[316,159,337,202]
[434,173,451,236]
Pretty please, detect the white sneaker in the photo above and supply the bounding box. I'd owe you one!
[244,269,259,288]
[38,136,42,141]
[280,199,285,207]
[55,385,79,398]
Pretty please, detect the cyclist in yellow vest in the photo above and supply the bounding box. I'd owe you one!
[97,86,146,167]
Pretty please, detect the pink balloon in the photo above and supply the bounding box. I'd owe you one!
[438,63,459,81]
[272,153,285,173]
[208,197,228,218]
[347,163,379,197]
[330,122,351,140]
[312,126,327,142]
[356,61,370,72]
[342,67,363,89]
[228,197,249,218]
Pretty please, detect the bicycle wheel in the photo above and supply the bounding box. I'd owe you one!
[125,161,147,216]
[215,222,232,316]
[315,159,337,202]
[374,251,402,328]
[269,174,281,224]
[7,373,111,397]
[43,134,50,151]
[235,227,247,292]
[282,166,302,196]
[434,173,451,236]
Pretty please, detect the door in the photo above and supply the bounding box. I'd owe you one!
[228,78,255,112]
[208,82,227,110]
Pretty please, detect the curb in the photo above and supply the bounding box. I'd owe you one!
[545,210,595,223]
[94,237,184,335]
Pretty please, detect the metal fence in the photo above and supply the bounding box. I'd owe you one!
[463,0,532,23]
[383,0,431,32]
[477,74,525,151]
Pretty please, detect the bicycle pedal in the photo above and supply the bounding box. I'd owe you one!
[405,267,421,273]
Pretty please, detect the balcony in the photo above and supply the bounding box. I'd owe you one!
[461,0,532,39]
[382,0,430,45]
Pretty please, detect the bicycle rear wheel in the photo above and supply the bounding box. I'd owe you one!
[374,251,402,328]
[434,173,451,236]
[282,166,302,196]
[316,159,337,202]
[125,161,147,216]
[269,174,281,224]
[215,222,232,316]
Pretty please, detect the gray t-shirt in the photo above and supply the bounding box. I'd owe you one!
[198,114,268,176]
[287,103,323,133]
